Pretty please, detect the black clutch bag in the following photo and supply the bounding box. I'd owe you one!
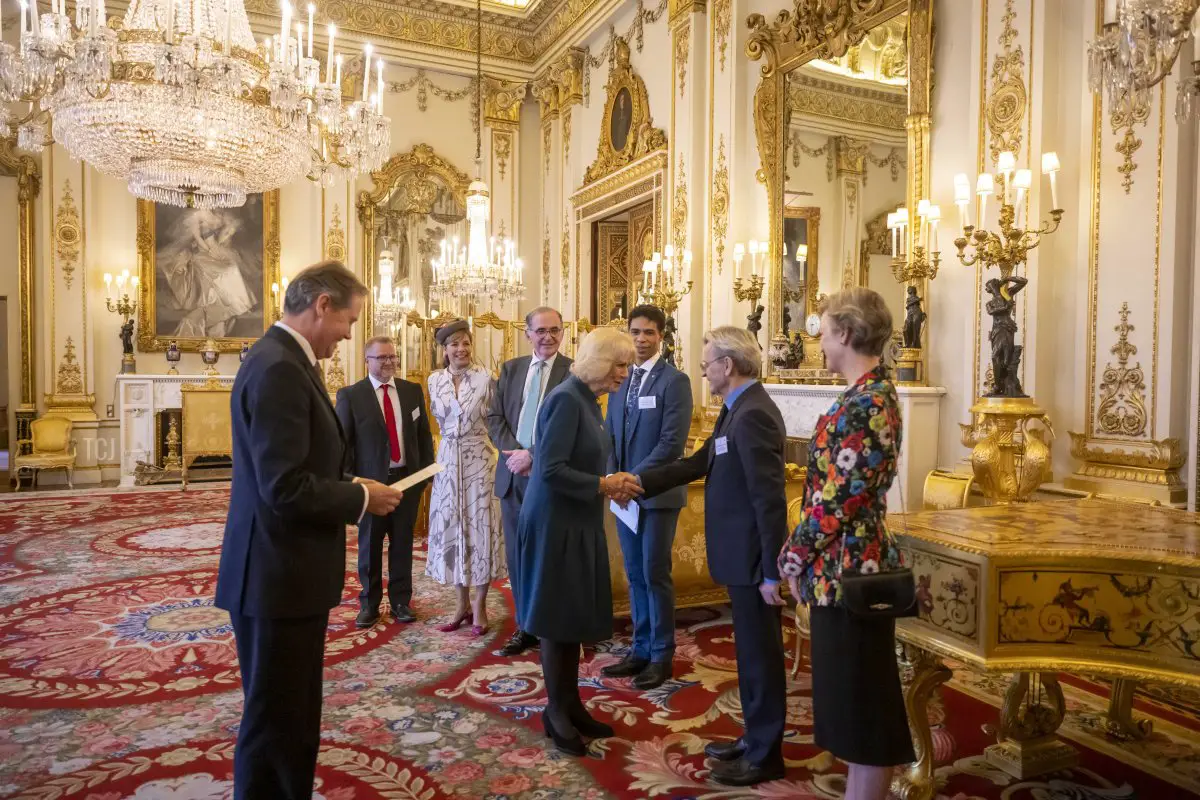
[841,568,917,618]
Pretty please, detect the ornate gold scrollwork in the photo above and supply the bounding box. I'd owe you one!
[986,0,1027,166]
[1097,302,1147,437]
[583,37,668,186]
[712,137,729,273]
[325,203,346,263]
[54,180,81,291]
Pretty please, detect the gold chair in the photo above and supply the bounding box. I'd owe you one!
[922,468,975,510]
[13,416,76,490]
[786,496,809,679]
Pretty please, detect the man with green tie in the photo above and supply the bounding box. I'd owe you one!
[487,307,574,657]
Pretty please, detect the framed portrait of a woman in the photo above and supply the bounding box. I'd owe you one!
[136,192,281,352]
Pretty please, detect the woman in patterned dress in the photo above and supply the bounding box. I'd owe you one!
[777,288,914,800]
[426,319,504,637]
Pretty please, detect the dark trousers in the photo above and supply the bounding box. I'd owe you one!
[499,476,528,613]
[616,507,680,662]
[230,611,329,800]
[727,584,787,766]
[540,639,582,730]
[357,466,421,611]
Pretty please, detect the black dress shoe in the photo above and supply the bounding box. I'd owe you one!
[568,703,615,739]
[632,660,672,689]
[541,712,587,756]
[356,607,380,628]
[600,655,649,678]
[390,604,416,623]
[710,757,785,787]
[499,629,537,657]
[704,738,746,762]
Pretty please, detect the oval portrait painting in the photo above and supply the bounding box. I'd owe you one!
[609,87,633,153]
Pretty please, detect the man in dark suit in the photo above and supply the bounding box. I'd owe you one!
[601,305,692,689]
[487,305,573,657]
[336,335,435,628]
[614,325,788,787]
[216,261,404,799]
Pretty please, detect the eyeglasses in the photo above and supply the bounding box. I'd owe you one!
[367,355,398,363]
[531,327,563,338]
[699,356,730,371]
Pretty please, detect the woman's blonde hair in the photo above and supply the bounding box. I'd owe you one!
[819,287,893,357]
[571,327,635,385]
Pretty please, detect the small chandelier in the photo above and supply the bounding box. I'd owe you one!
[0,0,389,208]
[429,0,523,306]
[373,248,414,330]
[1088,0,1200,123]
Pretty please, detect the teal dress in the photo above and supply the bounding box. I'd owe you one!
[514,375,614,643]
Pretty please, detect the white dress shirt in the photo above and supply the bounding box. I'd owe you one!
[517,352,558,436]
[369,374,406,468]
[630,352,659,398]
[272,322,369,520]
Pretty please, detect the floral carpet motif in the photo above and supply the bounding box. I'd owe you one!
[0,487,1197,799]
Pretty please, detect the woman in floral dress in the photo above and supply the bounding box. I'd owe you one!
[426,320,504,636]
[777,287,913,800]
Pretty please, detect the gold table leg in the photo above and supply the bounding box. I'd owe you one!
[892,646,951,800]
[1105,677,1153,741]
[984,672,1078,779]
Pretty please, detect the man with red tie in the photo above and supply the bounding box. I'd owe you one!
[336,336,435,628]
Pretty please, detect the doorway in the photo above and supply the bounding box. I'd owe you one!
[591,199,654,324]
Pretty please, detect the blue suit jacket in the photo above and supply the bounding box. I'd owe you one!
[604,357,692,510]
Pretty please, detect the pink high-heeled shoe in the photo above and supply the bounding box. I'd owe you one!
[470,624,488,637]
[438,611,473,632]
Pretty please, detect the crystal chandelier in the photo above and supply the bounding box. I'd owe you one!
[373,248,414,329]
[0,0,390,208]
[429,0,523,306]
[1088,0,1200,123]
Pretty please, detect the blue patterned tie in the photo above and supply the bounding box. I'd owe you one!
[516,360,545,448]
[624,367,644,432]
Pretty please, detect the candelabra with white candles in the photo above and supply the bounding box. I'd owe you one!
[269,277,290,322]
[731,240,766,308]
[103,269,138,373]
[637,245,693,315]
[953,149,1065,505]
[887,199,942,284]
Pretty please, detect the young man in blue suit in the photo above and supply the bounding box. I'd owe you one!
[601,305,692,689]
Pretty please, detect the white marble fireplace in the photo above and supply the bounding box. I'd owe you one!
[764,382,945,511]
[115,374,235,487]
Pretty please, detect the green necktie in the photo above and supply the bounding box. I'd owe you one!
[516,360,545,448]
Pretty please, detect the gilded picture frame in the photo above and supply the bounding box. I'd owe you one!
[582,37,667,186]
[136,191,281,353]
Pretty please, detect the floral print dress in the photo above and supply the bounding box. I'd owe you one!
[778,366,904,606]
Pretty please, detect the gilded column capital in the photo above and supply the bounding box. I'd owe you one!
[483,77,527,127]
[834,135,870,175]
[668,0,705,25]
[532,74,561,119]
[549,48,586,110]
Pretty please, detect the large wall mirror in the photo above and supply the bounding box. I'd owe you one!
[748,0,933,377]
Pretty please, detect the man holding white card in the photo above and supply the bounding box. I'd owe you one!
[601,305,692,690]
[336,335,435,628]
[615,326,788,787]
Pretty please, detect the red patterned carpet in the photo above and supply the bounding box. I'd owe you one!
[0,487,1197,799]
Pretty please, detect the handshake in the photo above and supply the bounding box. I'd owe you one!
[601,472,644,506]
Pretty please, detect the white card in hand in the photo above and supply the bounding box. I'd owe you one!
[714,436,729,455]
[637,395,657,410]
[610,498,640,532]
[389,462,444,492]
[411,407,420,421]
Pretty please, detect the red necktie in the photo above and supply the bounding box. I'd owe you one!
[381,384,401,463]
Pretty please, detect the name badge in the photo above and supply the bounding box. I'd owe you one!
[411,408,420,421]
[638,395,657,410]
[715,436,729,455]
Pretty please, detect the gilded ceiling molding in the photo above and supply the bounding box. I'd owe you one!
[668,0,705,22]
[713,0,731,72]
[325,203,346,262]
[985,0,1026,165]
[388,69,474,112]
[582,37,668,186]
[1097,302,1147,438]
[788,72,906,131]
[711,136,729,274]
[54,179,81,291]
[1110,92,1151,194]
[0,135,40,423]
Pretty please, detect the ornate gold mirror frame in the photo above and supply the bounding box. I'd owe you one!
[356,143,472,355]
[0,136,40,449]
[747,0,934,379]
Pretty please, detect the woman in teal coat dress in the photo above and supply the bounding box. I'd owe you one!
[515,326,636,756]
